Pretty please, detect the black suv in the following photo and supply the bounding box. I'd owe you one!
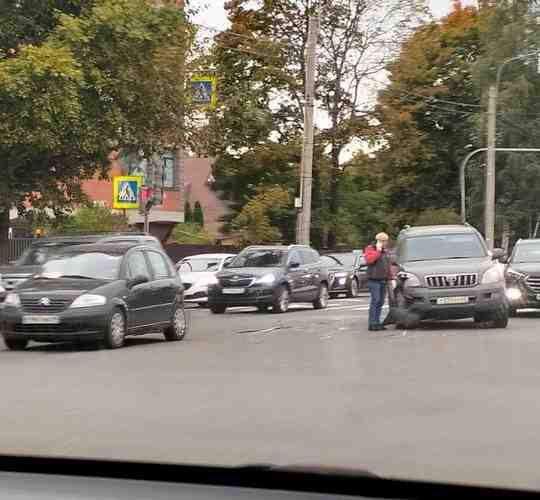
[392,224,508,328]
[0,233,162,301]
[505,238,540,315]
[208,245,330,313]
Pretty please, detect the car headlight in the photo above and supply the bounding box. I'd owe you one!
[253,274,276,285]
[70,294,107,308]
[397,272,421,287]
[3,293,20,307]
[482,266,503,284]
[334,272,348,278]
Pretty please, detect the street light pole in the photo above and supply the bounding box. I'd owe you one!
[484,51,540,250]
[485,85,497,250]
[296,12,320,245]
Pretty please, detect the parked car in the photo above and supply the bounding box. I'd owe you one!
[0,233,163,302]
[391,224,508,328]
[207,245,330,314]
[1,242,187,350]
[176,253,236,306]
[320,251,368,298]
[505,238,540,316]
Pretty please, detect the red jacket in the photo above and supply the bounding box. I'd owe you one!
[364,244,395,280]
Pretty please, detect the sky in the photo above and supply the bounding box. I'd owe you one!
[192,0,478,29]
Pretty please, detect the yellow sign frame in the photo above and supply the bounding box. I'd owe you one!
[113,176,142,209]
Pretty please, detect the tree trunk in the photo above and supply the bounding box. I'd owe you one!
[500,218,510,255]
[533,213,540,239]
[0,208,9,241]
[326,146,341,249]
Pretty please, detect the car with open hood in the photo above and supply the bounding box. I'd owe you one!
[1,242,186,350]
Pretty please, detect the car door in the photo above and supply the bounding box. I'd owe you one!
[124,250,154,329]
[299,248,320,299]
[286,250,305,301]
[145,250,177,324]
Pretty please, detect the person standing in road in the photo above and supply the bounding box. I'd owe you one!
[364,232,392,331]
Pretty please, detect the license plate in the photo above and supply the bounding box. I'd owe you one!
[22,315,60,325]
[222,288,245,295]
[436,296,469,305]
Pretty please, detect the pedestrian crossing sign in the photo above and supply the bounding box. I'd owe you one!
[113,176,142,209]
[191,75,217,110]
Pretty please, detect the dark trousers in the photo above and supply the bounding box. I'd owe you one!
[368,279,387,327]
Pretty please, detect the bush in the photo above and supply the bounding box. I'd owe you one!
[414,208,461,226]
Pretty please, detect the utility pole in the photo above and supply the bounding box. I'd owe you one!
[485,85,497,250]
[296,12,320,245]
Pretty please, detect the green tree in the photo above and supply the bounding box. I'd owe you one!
[47,205,129,234]
[374,3,485,228]
[0,0,193,238]
[414,208,461,226]
[172,222,215,244]
[193,201,204,227]
[232,186,291,245]
[469,1,540,243]
[184,201,193,223]
[206,0,418,246]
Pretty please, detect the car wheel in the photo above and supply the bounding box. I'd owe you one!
[164,304,188,341]
[313,283,329,309]
[272,286,290,313]
[3,336,28,351]
[104,308,126,349]
[210,304,227,314]
[347,278,359,298]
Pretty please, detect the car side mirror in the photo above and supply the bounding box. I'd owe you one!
[492,248,505,261]
[128,274,149,288]
[288,262,300,269]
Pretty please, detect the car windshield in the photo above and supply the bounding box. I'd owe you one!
[39,252,122,280]
[228,249,286,268]
[401,234,486,262]
[178,257,221,272]
[512,244,540,263]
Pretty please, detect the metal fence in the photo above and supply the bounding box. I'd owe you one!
[0,238,34,265]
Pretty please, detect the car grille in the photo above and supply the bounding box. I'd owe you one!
[526,276,540,292]
[20,297,72,313]
[220,276,254,287]
[425,274,477,288]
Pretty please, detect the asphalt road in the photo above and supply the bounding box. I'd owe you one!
[1,295,540,491]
